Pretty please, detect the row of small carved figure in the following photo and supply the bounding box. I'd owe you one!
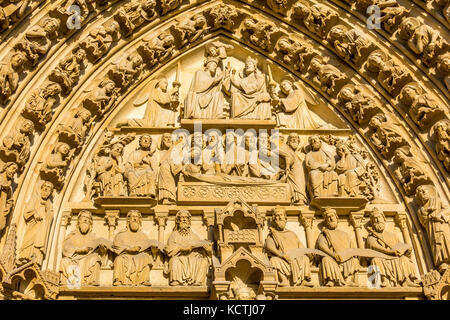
[59,207,423,288]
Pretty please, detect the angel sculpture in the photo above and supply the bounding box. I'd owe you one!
[118,76,180,128]
[270,74,324,129]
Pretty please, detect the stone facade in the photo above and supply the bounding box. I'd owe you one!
[0,0,448,300]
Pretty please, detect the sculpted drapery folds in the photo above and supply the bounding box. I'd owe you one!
[58,108,92,146]
[158,133,183,204]
[366,208,420,287]
[0,119,34,168]
[113,0,157,37]
[271,77,320,129]
[60,210,111,286]
[337,84,382,125]
[328,25,371,64]
[109,53,144,89]
[184,56,227,120]
[125,77,180,127]
[293,1,338,39]
[394,146,431,196]
[335,143,366,197]
[49,48,86,94]
[415,185,450,274]
[83,79,117,117]
[275,36,318,73]
[14,17,59,66]
[22,82,62,128]
[113,210,163,286]
[165,210,211,286]
[368,113,407,158]
[0,162,17,233]
[278,133,308,205]
[224,56,272,120]
[316,208,360,287]
[40,142,72,188]
[80,22,118,62]
[174,13,208,47]
[309,56,347,96]
[305,135,338,199]
[0,51,26,103]
[18,181,54,266]
[432,120,450,172]
[125,135,157,197]
[265,207,314,287]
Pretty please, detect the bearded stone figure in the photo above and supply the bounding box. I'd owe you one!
[60,210,111,286]
[165,210,212,286]
[224,56,272,120]
[157,133,183,204]
[184,57,227,119]
[113,210,163,286]
[305,135,339,199]
[18,181,54,266]
[265,207,314,287]
[335,143,366,197]
[316,208,360,287]
[125,135,157,197]
[278,133,308,205]
[415,185,450,273]
[0,162,17,233]
[366,208,420,287]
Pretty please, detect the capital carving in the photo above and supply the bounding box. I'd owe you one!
[105,210,120,228]
[299,212,314,229]
[349,212,364,229]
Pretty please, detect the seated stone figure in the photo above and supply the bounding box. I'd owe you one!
[113,210,163,286]
[60,210,111,286]
[316,208,360,287]
[165,210,212,286]
[366,208,420,287]
[305,135,338,199]
[265,207,314,287]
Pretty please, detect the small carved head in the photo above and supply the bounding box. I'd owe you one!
[309,57,323,73]
[243,18,256,29]
[158,77,169,91]
[432,119,450,139]
[77,210,93,235]
[43,82,62,97]
[329,25,347,42]
[127,210,142,232]
[366,50,386,73]
[100,79,116,93]
[160,132,173,150]
[276,37,291,52]
[415,184,435,206]
[244,56,258,74]
[130,54,144,68]
[175,210,191,231]
[369,207,386,233]
[338,85,355,102]
[2,162,18,179]
[139,134,152,150]
[20,119,35,135]
[41,17,60,36]
[399,17,420,40]
[111,142,124,157]
[336,142,350,158]
[280,79,293,95]
[40,181,54,200]
[369,113,386,129]
[287,133,300,151]
[293,1,310,18]
[393,146,410,163]
[322,208,338,230]
[437,52,450,74]
[400,82,421,106]
[56,142,70,156]
[272,206,287,230]
[77,108,92,122]
[308,135,322,151]
[10,51,26,69]
[193,14,207,27]
[142,0,157,12]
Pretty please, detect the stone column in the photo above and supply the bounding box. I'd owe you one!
[105,210,120,241]
[395,212,412,246]
[350,212,365,249]
[55,210,72,268]
[154,211,168,243]
[203,210,215,242]
[299,212,314,248]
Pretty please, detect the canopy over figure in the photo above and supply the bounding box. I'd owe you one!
[224,56,272,120]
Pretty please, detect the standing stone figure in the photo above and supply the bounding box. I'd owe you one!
[265,207,314,287]
[335,143,366,197]
[0,119,34,168]
[0,162,17,233]
[113,210,163,286]
[184,57,226,119]
[279,133,308,205]
[60,210,111,286]
[366,208,420,287]
[316,208,360,286]
[224,56,272,120]
[18,181,54,266]
[157,133,182,204]
[165,210,212,286]
[125,135,157,197]
[415,185,450,273]
[305,136,338,199]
